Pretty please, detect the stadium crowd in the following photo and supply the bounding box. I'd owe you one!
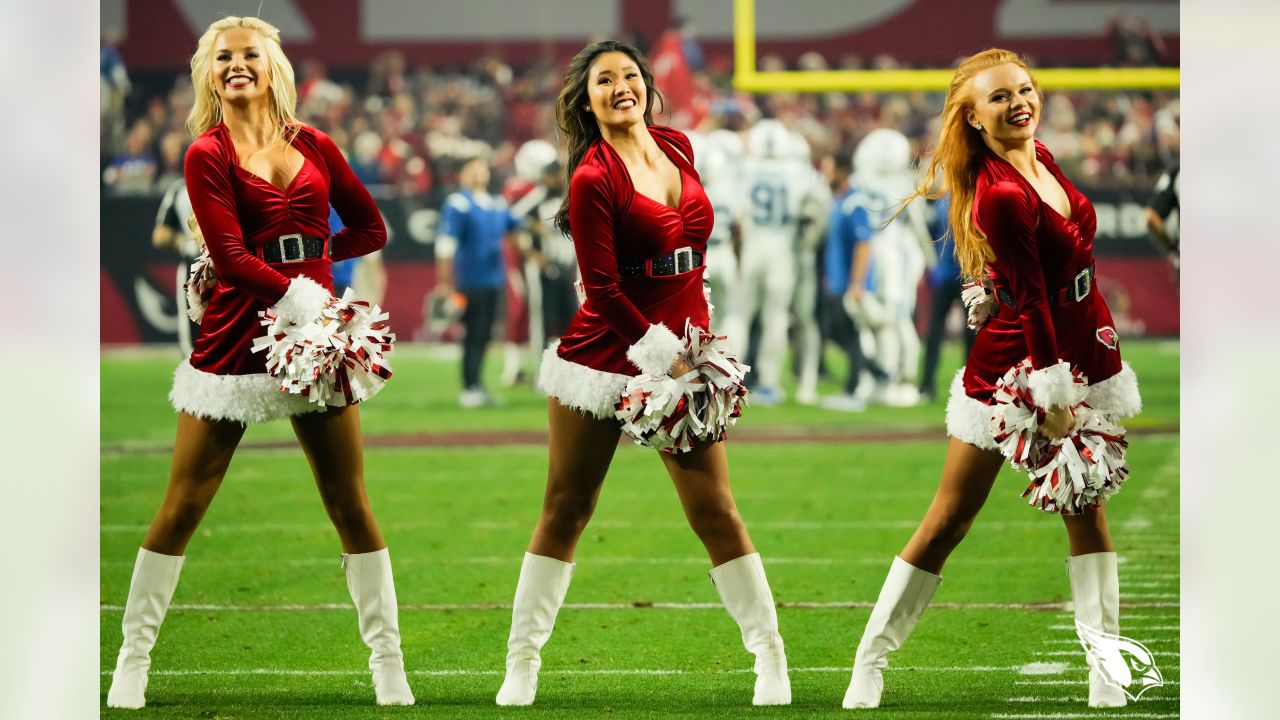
[102,44,1179,201]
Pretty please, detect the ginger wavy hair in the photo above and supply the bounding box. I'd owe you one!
[186,16,300,144]
[900,48,1039,281]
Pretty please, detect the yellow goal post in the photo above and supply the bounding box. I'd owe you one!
[731,0,1180,92]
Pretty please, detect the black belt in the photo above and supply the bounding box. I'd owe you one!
[993,263,1095,308]
[258,234,328,264]
[618,246,703,279]
[996,263,1095,309]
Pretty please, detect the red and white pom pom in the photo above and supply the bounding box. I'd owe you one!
[962,279,999,330]
[989,358,1130,515]
[184,250,217,323]
[251,288,395,407]
[615,321,750,453]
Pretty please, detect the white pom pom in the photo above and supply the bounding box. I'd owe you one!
[616,321,750,453]
[989,358,1130,515]
[251,288,396,407]
[961,279,998,330]
[184,250,217,324]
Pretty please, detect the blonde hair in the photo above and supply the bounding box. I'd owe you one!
[899,48,1039,281]
[186,16,300,143]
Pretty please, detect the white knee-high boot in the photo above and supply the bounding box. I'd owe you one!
[107,548,185,709]
[496,552,574,706]
[843,556,941,709]
[1067,551,1127,708]
[710,553,791,705]
[344,548,415,706]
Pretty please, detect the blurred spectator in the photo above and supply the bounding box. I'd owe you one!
[101,30,131,155]
[155,131,187,187]
[103,121,157,194]
[1107,12,1169,66]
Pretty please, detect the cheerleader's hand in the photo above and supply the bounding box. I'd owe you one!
[668,355,699,382]
[1039,405,1075,440]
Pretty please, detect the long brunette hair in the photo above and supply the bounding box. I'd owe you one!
[553,40,665,235]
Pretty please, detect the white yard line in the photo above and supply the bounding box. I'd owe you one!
[102,519,1069,533]
[1013,678,1178,686]
[99,600,1180,613]
[98,664,1032,677]
[988,707,1177,712]
[1049,620,1177,625]
[1035,650,1180,658]
[98,554,1095,568]
[992,714,1178,719]
[1041,638,1178,645]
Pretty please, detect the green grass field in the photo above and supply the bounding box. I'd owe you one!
[101,340,1180,719]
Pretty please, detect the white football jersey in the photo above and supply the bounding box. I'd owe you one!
[702,179,743,252]
[737,156,816,246]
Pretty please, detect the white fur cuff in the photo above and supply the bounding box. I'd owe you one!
[273,275,331,325]
[1027,360,1081,409]
[625,323,684,376]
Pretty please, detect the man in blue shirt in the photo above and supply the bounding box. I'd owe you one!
[918,195,975,401]
[435,157,522,408]
[820,155,888,411]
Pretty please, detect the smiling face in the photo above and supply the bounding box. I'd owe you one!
[967,62,1040,146]
[585,51,647,130]
[211,27,271,105]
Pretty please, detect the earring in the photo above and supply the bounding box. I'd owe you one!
[974,122,983,131]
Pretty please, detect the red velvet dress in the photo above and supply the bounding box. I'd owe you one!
[169,123,387,424]
[947,142,1141,450]
[537,126,715,419]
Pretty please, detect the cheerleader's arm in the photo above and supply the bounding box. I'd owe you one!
[184,139,329,325]
[314,128,388,262]
[977,181,1074,408]
[569,164,682,375]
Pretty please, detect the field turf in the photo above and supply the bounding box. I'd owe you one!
[101,340,1180,718]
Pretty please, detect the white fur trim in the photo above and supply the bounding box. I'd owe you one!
[273,275,330,325]
[169,359,325,424]
[944,368,998,451]
[1086,361,1142,419]
[537,343,631,420]
[1027,360,1080,409]
[625,323,684,376]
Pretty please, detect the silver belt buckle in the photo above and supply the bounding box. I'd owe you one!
[277,233,304,263]
[674,246,694,274]
[1072,267,1092,301]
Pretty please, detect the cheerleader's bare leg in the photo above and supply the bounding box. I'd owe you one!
[1062,506,1127,708]
[843,438,1004,709]
[108,412,245,709]
[291,404,413,705]
[496,399,620,706]
[662,441,791,705]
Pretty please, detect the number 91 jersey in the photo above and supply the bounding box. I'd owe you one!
[737,156,815,249]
